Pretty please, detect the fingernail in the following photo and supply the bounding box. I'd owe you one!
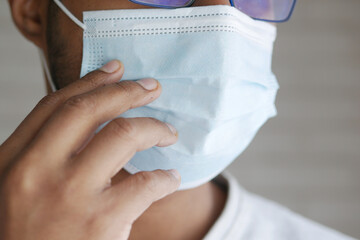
[136,78,158,91]
[165,122,178,136]
[100,60,122,73]
[168,169,181,181]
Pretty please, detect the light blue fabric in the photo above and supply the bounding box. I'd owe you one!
[77,5,279,189]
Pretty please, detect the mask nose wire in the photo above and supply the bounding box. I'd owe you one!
[53,0,87,30]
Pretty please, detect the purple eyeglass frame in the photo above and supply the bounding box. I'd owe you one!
[128,0,297,22]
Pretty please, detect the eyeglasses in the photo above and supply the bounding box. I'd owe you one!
[128,0,296,22]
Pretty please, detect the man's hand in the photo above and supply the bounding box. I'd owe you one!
[0,60,180,240]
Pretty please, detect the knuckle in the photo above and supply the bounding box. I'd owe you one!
[83,71,107,88]
[37,91,64,108]
[43,170,83,206]
[85,212,102,230]
[153,169,177,185]
[110,118,137,141]
[3,162,40,197]
[58,178,81,202]
[135,171,158,194]
[85,210,116,233]
[63,94,97,115]
[114,81,137,98]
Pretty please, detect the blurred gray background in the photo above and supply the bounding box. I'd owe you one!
[1,0,359,238]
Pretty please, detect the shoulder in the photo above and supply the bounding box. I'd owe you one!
[239,192,355,240]
[208,171,356,240]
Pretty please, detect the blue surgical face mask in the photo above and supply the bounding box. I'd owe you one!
[45,1,279,190]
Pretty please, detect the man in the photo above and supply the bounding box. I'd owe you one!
[0,0,355,239]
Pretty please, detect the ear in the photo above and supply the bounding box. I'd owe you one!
[8,0,47,48]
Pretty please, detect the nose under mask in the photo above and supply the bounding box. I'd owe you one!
[45,1,279,190]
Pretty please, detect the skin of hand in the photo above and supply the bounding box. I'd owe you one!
[0,60,181,240]
[4,0,243,239]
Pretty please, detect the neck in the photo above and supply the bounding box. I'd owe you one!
[112,170,227,240]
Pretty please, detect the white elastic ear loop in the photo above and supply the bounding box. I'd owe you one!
[39,49,57,93]
[53,0,86,30]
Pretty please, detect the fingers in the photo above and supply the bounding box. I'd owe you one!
[28,77,162,167]
[107,169,181,222]
[72,117,178,190]
[0,60,124,170]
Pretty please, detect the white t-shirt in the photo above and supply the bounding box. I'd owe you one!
[204,171,356,240]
